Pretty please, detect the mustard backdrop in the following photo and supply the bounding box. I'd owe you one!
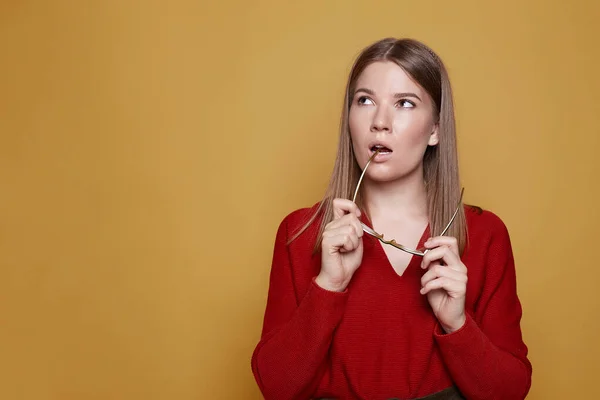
[1,1,598,398]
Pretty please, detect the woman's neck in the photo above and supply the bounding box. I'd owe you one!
[362,172,428,221]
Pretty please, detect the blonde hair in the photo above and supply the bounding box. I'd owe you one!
[291,38,467,254]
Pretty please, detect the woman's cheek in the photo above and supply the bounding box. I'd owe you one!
[394,116,431,142]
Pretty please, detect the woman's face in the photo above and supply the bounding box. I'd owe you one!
[349,61,439,183]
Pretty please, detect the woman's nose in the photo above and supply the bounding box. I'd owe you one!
[370,107,391,132]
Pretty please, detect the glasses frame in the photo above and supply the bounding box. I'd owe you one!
[352,150,464,257]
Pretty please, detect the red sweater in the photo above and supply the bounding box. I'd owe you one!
[251,205,532,400]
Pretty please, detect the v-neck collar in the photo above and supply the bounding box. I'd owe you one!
[359,211,430,278]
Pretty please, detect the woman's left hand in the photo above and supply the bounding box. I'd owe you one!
[420,236,468,333]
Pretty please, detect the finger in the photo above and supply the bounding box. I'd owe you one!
[332,198,362,220]
[421,246,463,272]
[421,264,467,288]
[326,214,363,238]
[340,232,360,253]
[424,236,459,256]
[322,229,360,253]
[330,232,360,253]
[420,276,466,296]
[323,225,356,239]
[421,246,460,268]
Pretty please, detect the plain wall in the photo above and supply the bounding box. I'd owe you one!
[1,0,598,398]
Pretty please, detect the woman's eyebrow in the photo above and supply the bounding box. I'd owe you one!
[354,87,422,102]
[394,92,422,101]
[354,87,375,96]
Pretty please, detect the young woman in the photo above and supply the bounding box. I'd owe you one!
[251,38,532,400]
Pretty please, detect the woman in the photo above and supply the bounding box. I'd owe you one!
[251,38,532,400]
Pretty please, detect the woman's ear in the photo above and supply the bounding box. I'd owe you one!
[428,123,440,146]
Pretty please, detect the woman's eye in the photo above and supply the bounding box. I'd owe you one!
[357,96,374,105]
[397,99,415,108]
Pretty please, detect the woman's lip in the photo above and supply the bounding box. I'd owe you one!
[369,150,392,162]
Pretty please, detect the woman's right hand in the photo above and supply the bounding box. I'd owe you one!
[315,199,364,292]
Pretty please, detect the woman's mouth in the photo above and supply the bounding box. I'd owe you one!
[369,145,393,162]
[370,145,392,154]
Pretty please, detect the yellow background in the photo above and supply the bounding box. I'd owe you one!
[1,1,598,398]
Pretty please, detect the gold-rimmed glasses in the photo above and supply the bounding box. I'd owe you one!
[352,150,464,257]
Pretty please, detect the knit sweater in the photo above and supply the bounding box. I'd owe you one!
[251,204,532,400]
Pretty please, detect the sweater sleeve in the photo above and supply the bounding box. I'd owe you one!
[434,215,532,400]
[251,214,349,400]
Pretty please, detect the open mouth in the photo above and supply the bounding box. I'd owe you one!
[370,144,392,154]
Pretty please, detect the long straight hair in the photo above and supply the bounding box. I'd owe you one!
[290,38,467,255]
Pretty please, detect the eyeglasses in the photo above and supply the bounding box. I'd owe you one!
[352,150,464,257]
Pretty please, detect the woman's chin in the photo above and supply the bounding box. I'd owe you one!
[365,165,422,184]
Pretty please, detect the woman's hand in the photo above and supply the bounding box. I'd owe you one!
[420,236,468,333]
[315,199,364,292]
